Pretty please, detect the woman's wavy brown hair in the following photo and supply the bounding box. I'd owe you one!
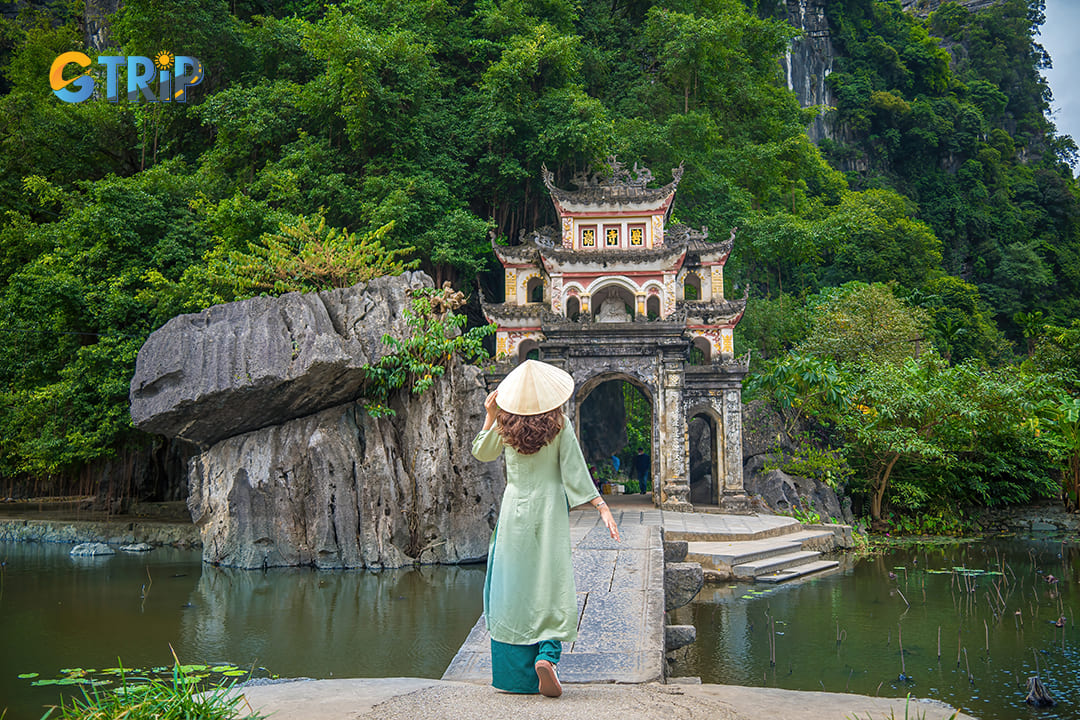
[496,407,564,455]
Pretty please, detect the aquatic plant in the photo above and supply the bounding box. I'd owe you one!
[38,652,265,720]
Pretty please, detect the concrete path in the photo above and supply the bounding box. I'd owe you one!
[444,497,841,686]
[233,677,975,720]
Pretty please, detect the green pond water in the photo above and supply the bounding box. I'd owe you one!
[670,535,1080,720]
[3,535,1078,720]
[0,541,485,720]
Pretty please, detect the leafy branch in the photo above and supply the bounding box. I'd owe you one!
[362,285,495,417]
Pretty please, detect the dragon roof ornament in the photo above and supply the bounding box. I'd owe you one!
[541,157,684,206]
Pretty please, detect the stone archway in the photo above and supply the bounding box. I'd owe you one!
[573,371,656,501]
[589,279,637,323]
[481,158,750,512]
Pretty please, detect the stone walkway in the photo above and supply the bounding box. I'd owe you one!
[443,520,666,684]
[443,497,815,686]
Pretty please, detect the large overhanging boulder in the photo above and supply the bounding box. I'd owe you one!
[129,272,430,447]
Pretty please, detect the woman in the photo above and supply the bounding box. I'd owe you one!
[472,360,620,698]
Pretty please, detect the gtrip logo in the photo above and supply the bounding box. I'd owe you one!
[50,51,204,103]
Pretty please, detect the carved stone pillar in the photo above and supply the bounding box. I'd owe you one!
[658,359,691,512]
[720,388,750,512]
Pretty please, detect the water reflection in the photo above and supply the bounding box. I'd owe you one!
[0,541,484,720]
[672,537,1079,720]
[182,563,486,679]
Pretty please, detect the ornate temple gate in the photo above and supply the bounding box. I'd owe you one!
[482,159,750,512]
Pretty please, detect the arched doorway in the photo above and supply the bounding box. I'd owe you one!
[526,276,544,303]
[566,295,581,321]
[646,294,660,320]
[591,283,636,323]
[688,410,720,505]
[517,339,540,364]
[574,373,655,498]
[689,337,711,365]
[684,272,702,301]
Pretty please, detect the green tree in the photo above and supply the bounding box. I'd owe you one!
[818,189,942,289]
[797,282,931,366]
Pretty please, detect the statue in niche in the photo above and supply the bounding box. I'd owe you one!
[596,296,631,323]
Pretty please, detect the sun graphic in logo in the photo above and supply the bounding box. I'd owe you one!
[154,51,174,70]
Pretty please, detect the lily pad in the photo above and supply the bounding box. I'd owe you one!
[177,664,208,673]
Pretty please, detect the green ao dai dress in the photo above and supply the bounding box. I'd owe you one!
[471,415,600,691]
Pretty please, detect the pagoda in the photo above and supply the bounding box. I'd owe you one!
[481,158,750,512]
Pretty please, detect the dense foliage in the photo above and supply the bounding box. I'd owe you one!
[0,0,1077,525]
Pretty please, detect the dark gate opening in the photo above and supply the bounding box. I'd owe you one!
[689,413,719,505]
[577,378,654,496]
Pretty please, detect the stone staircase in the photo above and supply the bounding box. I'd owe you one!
[681,525,843,584]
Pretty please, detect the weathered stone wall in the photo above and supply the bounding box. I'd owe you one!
[0,518,200,547]
[978,501,1080,534]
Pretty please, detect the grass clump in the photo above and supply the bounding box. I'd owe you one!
[40,651,264,720]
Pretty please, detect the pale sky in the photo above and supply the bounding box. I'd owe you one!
[1040,0,1080,172]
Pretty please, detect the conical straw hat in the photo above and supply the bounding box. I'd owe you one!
[495,360,575,416]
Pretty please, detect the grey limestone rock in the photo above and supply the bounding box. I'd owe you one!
[743,457,852,524]
[663,540,688,563]
[70,542,115,556]
[665,625,697,652]
[778,0,836,144]
[741,399,793,459]
[187,358,504,570]
[120,542,153,552]
[130,272,430,447]
[664,562,703,611]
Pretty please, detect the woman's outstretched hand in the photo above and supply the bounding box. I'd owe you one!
[598,503,620,542]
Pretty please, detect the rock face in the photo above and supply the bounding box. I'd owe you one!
[743,457,851,524]
[740,400,853,524]
[899,0,1001,15]
[187,360,503,569]
[130,272,429,447]
[134,272,505,569]
[779,0,1001,149]
[780,0,836,143]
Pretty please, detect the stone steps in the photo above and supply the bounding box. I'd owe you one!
[663,514,801,544]
[754,559,841,583]
[732,550,824,579]
[686,526,842,584]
